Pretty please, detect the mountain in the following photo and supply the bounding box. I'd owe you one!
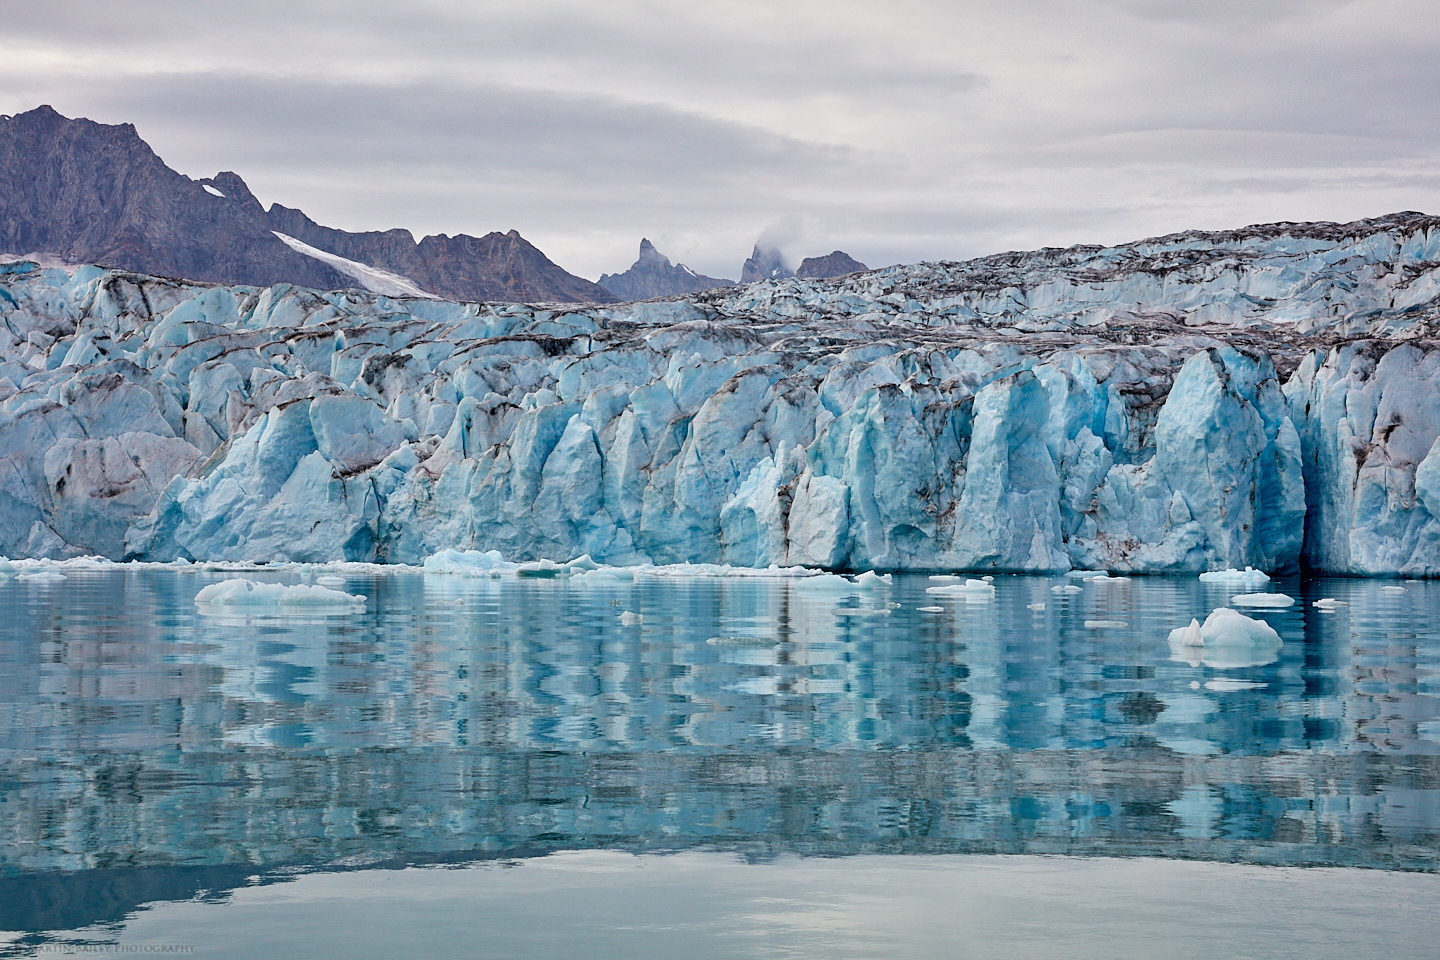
[796,250,868,279]
[5,212,1440,575]
[739,244,794,282]
[597,239,735,300]
[0,106,615,304]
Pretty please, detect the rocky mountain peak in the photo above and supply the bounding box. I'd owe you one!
[740,244,794,283]
[598,239,735,301]
[796,250,868,279]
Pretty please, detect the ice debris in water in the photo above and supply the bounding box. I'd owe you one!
[1199,567,1271,588]
[619,610,643,625]
[194,578,366,607]
[795,573,861,595]
[1027,602,1046,611]
[315,575,347,587]
[422,549,518,577]
[1167,607,1282,668]
[853,571,893,588]
[925,578,996,600]
[1052,584,1083,595]
[1381,585,1407,594]
[1313,598,1348,609]
[1205,678,1265,692]
[918,605,945,613]
[17,570,66,583]
[1229,592,1295,608]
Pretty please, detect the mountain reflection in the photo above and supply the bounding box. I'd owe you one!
[1,571,1437,935]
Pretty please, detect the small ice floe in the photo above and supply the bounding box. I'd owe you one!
[17,570,66,583]
[315,575,347,587]
[1380,585,1407,595]
[195,579,365,608]
[422,549,518,577]
[1087,575,1131,584]
[925,579,995,600]
[1027,602,1046,611]
[1199,567,1270,588]
[795,573,860,595]
[917,605,945,613]
[619,610,643,625]
[1051,584,1083,595]
[1229,593,1294,608]
[1085,619,1128,629]
[1066,570,1108,579]
[981,575,994,582]
[1205,678,1265,692]
[1167,607,1282,668]
[0,558,17,578]
[928,575,962,583]
[853,570,892,588]
[1313,598,1348,610]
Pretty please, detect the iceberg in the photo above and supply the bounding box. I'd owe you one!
[3,213,1440,573]
[925,578,996,599]
[194,578,366,607]
[1229,593,1295,608]
[1198,567,1271,588]
[1167,607,1283,668]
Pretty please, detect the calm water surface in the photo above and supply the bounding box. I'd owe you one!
[1,569,1438,957]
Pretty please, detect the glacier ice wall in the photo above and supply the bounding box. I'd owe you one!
[3,213,1440,573]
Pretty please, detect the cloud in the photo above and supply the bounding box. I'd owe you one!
[3,0,1439,279]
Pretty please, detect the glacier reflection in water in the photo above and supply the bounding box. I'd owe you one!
[1,569,1438,943]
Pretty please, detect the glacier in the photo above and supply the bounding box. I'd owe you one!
[4,213,1440,574]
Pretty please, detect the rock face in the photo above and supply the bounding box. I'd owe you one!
[739,244,794,282]
[598,239,735,300]
[0,106,614,304]
[796,250,868,279]
[4,213,1440,573]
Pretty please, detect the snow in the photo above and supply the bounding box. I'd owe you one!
[194,578,367,607]
[202,183,226,198]
[272,231,434,299]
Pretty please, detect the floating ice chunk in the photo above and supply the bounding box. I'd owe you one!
[1088,576,1131,584]
[1380,585,1407,594]
[315,575,347,587]
[194,578,366,607]
[1066,570,1109,579]
[1027,602,1046,611]
[422,549,518,577]
[1051,584,1083,595]
[1229,593,1295,608]
[981,575,994,582]
[853,570,892,588]
[1199,567,1270,588]
[928,575,962,583]
[795,573,859,594]
[0,558,16,578]
[925,579,996,600]
[17,570,66,583]
[619,610,643,625]
[569,566,636,585]
[1085,619,1128,629]
[1168,607,1282,668]
[917,605,945,613]
[1313,598,1348,610]
[1205,678,1264,692]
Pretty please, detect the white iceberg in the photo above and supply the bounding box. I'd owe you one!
[1313,597,1348,610]
[1167,607,1283,668]
[194,578,366,607]
[1199,567,1271,588]
[16,570,66,583]
[1229,592,1295,608]
[422,549,518,577]
[925,579,996,600]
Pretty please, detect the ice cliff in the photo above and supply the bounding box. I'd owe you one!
[4,213,1440,574]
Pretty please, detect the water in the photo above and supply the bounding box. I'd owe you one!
[2,569,1438,957]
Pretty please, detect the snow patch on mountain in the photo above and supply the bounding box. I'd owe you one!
[272,232,433,299]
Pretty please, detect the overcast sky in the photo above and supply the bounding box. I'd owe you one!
[5,0,1439,280]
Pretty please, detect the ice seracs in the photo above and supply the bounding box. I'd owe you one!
[4,213,1440,571]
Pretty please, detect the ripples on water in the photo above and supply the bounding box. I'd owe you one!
[1,570,1437,952]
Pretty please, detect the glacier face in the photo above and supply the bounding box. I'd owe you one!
[3,213,1440,573]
